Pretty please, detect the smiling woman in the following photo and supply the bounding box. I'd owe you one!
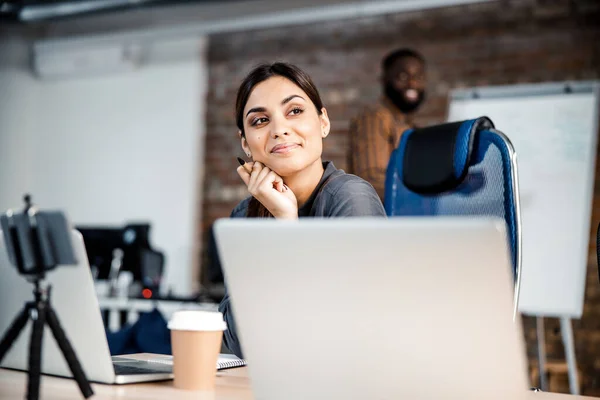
[231,62,386,220]
[218,62,386,357]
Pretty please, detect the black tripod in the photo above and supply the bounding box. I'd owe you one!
[0,196,93,400]
[0,277,94,399]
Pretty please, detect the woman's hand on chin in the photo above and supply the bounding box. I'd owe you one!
[237,161,298,219]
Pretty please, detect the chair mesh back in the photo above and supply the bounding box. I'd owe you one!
[386,129,518,278]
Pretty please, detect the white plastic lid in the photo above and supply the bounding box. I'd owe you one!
[167,310,227,332]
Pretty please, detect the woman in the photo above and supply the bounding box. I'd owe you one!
[218,62,385,357]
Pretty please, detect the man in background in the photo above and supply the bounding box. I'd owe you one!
[348,48,427,202]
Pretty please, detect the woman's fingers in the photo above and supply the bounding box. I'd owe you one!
[247,161,263,189]
[236,165,251,186]
[270,173,285,193]
[238,160,287,198]
[236,160,255,185]
[257,171,285,195]
[273,180,284,192]
[251,165,273,192]
[235,161,297,218]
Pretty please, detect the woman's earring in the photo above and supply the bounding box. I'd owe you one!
[247,153,251,157]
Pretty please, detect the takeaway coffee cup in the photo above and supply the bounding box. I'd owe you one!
[168,310,227,391]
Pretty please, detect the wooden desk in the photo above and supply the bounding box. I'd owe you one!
[0,367,252,400]
[1,363,597,400]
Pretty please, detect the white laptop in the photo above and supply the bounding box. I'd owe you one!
[0,230,173,384]
[214,217,530,400]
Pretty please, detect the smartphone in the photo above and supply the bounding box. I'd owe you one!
[0,210,77,275]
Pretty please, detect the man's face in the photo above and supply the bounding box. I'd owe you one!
[384,56,426,113]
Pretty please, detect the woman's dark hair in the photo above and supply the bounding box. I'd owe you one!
[234,62,325,218]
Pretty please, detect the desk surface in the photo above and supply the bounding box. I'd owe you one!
[0,367,251,400]
[0,354,597,400]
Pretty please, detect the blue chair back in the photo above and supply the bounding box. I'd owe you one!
[384,117,521,281]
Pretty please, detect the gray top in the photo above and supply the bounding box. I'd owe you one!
[219,161,385,357]
[229,161,386,218]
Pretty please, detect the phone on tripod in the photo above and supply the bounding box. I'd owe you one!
[0,210,76,276]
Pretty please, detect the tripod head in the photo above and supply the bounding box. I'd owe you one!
[0,194,77,280]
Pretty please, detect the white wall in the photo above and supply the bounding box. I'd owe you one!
[0,37,207,296]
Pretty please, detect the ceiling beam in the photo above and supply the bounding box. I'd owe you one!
[33,0,494,52]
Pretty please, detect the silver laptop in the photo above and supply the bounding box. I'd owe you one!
[214,217,530,400]
[0,230,173,384]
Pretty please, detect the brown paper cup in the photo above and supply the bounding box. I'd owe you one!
[168,311,227,391]
[171,329,223,391]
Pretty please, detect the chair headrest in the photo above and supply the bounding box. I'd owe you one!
[402,116,494,194]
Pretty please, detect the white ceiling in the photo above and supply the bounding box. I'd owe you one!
[32,0,494,50]
[0,0,494,73]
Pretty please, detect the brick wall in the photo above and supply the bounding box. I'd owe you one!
[201,0,600,394]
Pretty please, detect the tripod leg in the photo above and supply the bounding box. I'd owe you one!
[0,304,30,362]
[46,306,94,399]
[27,304,45,400]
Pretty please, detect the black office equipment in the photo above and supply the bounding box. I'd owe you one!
[77,223,165,297]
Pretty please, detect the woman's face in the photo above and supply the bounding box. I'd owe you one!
[241,76,330,177]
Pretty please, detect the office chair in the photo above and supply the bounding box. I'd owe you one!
[384,116,521,283]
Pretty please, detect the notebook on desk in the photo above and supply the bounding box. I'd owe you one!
[145,353,246,370]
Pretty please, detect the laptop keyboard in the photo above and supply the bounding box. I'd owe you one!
[113,361,172,376]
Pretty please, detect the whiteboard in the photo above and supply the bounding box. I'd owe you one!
[448,81,600,318]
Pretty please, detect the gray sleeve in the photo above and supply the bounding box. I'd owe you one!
[328,179,387,217]
[218,289,244,358]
